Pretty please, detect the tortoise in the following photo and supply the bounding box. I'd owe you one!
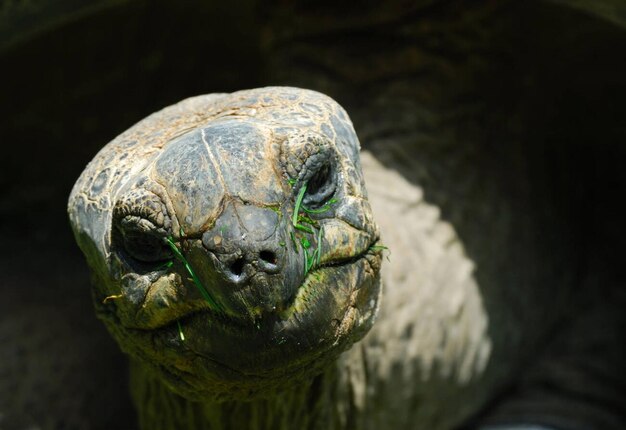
[68,87,385,427]
[65,85,494,428]
[67,82,624,430]
[2,0,625,429]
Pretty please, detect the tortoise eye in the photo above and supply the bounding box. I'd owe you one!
[111,188,173,266]
[303,160,336,208]
[114,215,172,264]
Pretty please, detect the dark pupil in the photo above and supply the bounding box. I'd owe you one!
[116,222,171,264]
[305,163,334,206]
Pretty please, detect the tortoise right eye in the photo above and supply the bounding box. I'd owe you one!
[114,215,173,264]
[303,160,336,208]
[111,188,174,266]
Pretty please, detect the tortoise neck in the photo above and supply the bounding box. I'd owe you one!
[129,352,359,430]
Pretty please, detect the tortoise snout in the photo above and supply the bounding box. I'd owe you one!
[196,201,298,317]
[208,245,282,286]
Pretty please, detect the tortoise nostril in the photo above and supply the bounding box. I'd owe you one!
[259,250,277,265]
[230,258,245,276]
[222,250,279,281]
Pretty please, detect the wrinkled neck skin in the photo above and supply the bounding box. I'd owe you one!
[132,2,581,429]
[130,348,364,430]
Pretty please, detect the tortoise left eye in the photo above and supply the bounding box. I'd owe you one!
[114,215,172,265]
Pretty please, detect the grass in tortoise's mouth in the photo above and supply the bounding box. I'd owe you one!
[165,236,222,312]
[162,181,328,316]
[161,238,384,341]
[120,238,384,386]
[149,181,387,340]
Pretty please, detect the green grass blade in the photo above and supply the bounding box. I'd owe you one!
[177,320,185,341]
[316,226,323,266]
[295,224,314,234]
[290,231,299,253]
[369,244,389,252]
[302,206,330,214]
[166,237,221,312]
[303,248,309,276]
[302,198,338,214]
[297,215,316,226]
[156,260,174,271]
[292,183,307,227]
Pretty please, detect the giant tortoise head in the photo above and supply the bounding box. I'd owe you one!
[68,87,382,401]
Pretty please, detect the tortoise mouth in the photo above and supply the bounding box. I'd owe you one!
[118,241,382,400]
[141,237,382,331]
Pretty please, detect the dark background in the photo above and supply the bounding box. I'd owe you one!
[1,1,625,429]
[1,2,261,428]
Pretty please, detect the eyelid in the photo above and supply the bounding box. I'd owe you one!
[293,148,333,189]
[281,133,333,185]
[120,215,159,233]
[114,215,172,265]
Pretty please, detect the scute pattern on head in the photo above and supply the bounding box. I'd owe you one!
[69,88,364,261]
